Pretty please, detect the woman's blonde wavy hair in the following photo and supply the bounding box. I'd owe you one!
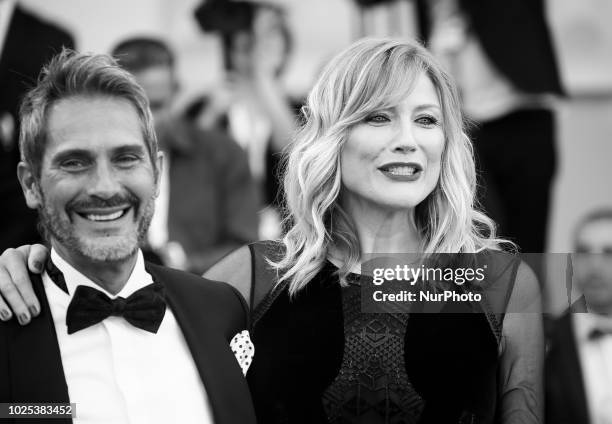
[271,37,511,296]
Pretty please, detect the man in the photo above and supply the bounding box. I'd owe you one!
[0,49,255,424]
[546,209,612,424]
[110,37,259,273]
[0,0,74,251]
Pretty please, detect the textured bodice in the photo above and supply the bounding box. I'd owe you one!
[246,243,519,424]
[322,279,424,423]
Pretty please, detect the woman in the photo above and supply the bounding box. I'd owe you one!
[205,37,543,423]
[0,38,542,423]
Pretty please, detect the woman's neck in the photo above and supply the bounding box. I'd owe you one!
[343,195,421,257]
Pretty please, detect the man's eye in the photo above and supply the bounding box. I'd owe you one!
[60,159,87,170]
[116,155,139,165]
[416,115,439,126]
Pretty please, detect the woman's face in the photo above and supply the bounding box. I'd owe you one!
[340,72,445,212]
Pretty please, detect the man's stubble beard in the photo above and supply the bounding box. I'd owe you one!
[38,192,156,263]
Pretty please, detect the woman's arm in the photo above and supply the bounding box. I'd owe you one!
[498,261,544,423]
[0,243,254,323]
[0,244,48,323]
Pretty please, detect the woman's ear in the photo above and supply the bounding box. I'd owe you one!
[17,162,43,209]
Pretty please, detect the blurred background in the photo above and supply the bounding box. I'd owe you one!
[2,0,612,311]
[11,0,611,250]
[3,2,612,420]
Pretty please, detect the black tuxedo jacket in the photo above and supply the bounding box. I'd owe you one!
[415,0,564,96]
[0,6,74,251]
[0,262,256,424]
[545,312,590,424]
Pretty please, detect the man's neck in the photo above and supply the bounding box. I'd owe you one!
[52,244,138,295]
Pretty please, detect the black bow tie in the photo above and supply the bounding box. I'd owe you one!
[66,283,167,335]
[46,260,167,334]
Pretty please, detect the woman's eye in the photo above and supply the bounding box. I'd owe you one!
[365,114,390,124]
[416,115,439,126]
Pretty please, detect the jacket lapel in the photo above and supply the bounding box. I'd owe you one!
[9,273,71,423]
[147,264,256,424]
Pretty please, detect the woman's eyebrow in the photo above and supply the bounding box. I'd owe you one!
[414,103,441,112]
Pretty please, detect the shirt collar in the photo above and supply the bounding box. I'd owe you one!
[49,248,153,299]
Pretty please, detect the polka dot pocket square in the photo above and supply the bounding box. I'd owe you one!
[230,330,254,375]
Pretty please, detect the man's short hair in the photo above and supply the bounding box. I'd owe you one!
[19,48,159,179]
[111,37,174,74]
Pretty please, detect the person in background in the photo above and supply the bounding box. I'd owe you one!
[0,0,74,251]
[546,209,612,424]
[190,0,299,239]
[112,37,259,274]
[415,0,563,266]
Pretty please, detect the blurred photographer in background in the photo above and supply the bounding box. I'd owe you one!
[112,37,259,274]
[189,0,299,239]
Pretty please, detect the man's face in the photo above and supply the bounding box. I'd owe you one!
[20,95,161,266]
[574,218,612,312]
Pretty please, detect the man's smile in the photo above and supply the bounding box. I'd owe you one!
[72,205,134,226]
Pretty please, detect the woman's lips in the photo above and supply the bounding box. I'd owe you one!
[378,163,423,181]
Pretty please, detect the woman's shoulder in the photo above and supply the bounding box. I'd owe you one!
[472,249,538,301]
[468,250,540,341]
[468,248,520,291]
[203,241,286,309]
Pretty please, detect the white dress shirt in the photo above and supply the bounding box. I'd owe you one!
[573,313,612,424]
[42,249,214,424]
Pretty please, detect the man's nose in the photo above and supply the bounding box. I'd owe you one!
[88,162,121,198]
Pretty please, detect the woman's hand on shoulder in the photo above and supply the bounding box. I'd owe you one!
[0,244,48,324]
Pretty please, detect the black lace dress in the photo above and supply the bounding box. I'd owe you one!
[243,242,541,424]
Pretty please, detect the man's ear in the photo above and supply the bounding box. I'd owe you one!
[154,151,164,198]
[17,162,42,209]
